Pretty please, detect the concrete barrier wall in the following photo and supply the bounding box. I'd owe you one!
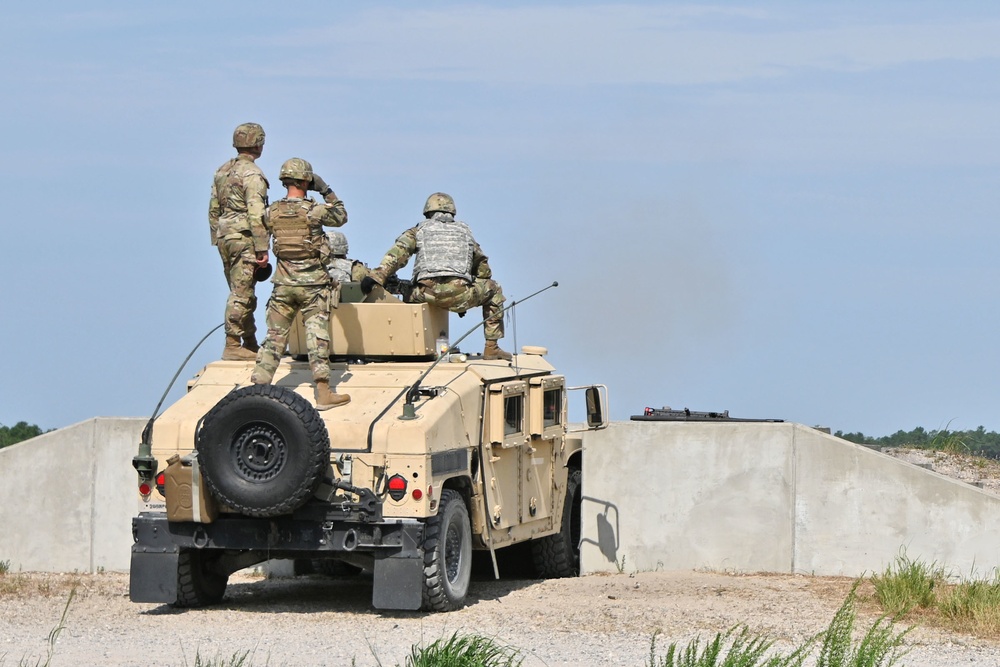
[581,421,1000,577]
[6,417,1000,577]
[0,418,143,573]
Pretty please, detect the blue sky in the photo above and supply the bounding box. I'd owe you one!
[3,2,1000,436]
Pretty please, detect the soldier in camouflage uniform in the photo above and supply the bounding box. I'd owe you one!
[251,158,351,409]
[326,231,369,284]
[362,193,512,361]
[209,122,270,361]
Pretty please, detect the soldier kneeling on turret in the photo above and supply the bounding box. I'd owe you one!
[361,192,512,361]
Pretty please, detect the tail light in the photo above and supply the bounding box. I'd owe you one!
[387,474,407,501]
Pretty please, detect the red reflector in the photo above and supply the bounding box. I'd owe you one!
[388,475,406,491]
[156,472,165,486]
[138,483,151,495]
[412,489,423,500]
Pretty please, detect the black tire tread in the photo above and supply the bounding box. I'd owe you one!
[531,467,581,578]
[197,384,330,518]
[421,489,471,612]
[174,550,227,607]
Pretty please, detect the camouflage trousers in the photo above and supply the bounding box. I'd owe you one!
[217,235,258,343]
[411,277,506,340]
[252,284,331,384]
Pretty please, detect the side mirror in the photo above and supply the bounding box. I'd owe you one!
[586,385,608,429]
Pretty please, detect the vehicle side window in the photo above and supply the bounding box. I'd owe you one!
[504,394,523,436]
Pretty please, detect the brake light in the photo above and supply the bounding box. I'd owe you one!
[387,474,407,501]
[138,483,152,496]
[412,488,423,500]
[155,472,166,497]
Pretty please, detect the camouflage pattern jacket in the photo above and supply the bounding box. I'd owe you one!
[266,194,348,286]
[208,154,270,252]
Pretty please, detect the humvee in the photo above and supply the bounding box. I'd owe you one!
[129,283,607,611]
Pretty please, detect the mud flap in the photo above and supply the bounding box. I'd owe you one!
[129,547,179,603]
[372,555,423,610]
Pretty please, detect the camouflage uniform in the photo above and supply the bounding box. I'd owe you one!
[209,154,269,347]
[370,212,507,341]
[251,193,348,384]
[326,231,369,285]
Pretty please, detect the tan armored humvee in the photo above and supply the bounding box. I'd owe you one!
[129,284,607,611]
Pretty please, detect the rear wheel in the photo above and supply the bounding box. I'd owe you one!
[421,489,472,611]
[532,467,581,577]
[173,549,228,607]
[197,384,330,517]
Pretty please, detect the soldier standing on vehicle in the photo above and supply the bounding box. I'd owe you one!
[361,192,513,361]
[209,122,270,361]
[251,158,351,409]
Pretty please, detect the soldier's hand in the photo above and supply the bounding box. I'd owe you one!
[360,276,379,295]
[457,310,467,318]
[310,174,331,194]
[255,251,269,267]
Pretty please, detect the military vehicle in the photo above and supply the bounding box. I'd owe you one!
[129,283,607,611]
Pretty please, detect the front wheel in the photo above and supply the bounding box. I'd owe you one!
[421,489,472,611]
[531,467,581,577]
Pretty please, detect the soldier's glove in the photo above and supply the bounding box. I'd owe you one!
[360,276,380,295]
[310,174,332,195]
[457,310,467,318]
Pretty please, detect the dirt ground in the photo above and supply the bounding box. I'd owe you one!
[2,568,1000,667]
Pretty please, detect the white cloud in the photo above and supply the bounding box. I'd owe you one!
[272,5,1000,85]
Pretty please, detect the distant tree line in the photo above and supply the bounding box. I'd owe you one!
[835,425,1000,459]
[0,421,46,449]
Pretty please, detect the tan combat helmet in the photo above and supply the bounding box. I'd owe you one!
[232,122,266,149]
[423,192,456,216]
[327,230,349,256]
[279,157,313,184]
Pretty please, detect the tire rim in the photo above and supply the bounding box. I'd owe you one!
[444,522,463,584]
[231,422,287,482]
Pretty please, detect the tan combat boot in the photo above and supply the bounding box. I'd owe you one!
[483,340,512,361]
[242,337,260,353]
[223,336,257,361]
[315,379,350,410]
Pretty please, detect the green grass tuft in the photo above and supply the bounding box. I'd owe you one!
[404,632,523,667]
[817,582,909,667]
[937,573,1000,635]
[646,582,908,667]
[870,550,944,616]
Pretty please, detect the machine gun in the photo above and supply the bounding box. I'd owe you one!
[383,275,414,302]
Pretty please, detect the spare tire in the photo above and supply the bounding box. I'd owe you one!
[196,384,330,517]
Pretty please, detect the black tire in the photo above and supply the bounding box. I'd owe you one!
[531,467,581,578]
[173,549,228,607]
[421,489,472,611]
[196,384,330,518]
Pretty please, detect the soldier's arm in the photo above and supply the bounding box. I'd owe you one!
[370,228,417,284]
[245,172,270,253]
[208,182,221,246]
[321,192,348,227]
[471,241,493,280]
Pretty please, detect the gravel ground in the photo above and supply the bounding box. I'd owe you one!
[2,569,1000,667]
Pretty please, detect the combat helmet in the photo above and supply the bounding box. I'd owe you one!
[279,157,313,184]
[327,231,349,256]
[423,192,456,216]
[232,122,265,149]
